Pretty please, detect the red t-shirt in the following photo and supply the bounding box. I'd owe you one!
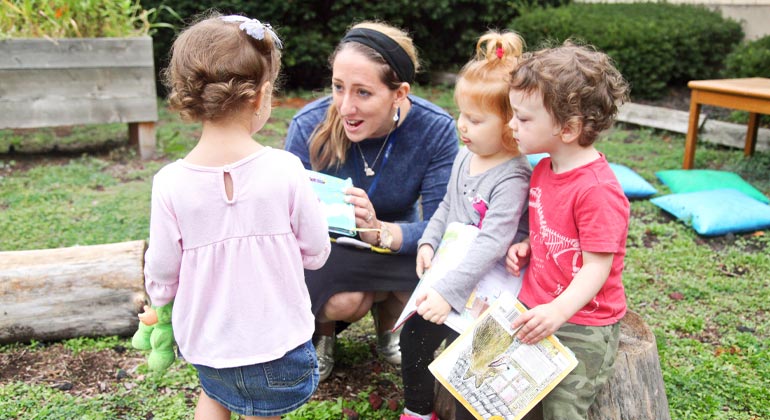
[518,155,629,326]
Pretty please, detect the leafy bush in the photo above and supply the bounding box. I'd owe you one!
[723,35,770,78]
[142,0,568,91]
[511,3,744,99]
[0,0,171,38]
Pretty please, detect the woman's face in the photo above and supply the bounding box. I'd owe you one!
[331,47,399,142]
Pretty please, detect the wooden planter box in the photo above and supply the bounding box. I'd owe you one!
[0,37,158,159]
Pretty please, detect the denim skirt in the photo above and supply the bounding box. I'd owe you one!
[194,340,319,416]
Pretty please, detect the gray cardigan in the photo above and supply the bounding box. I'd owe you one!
[418,147,531,311]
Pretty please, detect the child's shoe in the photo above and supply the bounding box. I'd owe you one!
[399,412,439,420]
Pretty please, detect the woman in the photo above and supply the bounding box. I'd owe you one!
[285,21,459,382]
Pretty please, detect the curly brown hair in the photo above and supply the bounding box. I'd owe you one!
[162,12,281,122]
[510,41,629,146]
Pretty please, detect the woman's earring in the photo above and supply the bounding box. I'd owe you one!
[393,107,401,123]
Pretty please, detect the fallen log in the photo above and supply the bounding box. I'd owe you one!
[434,310,670,420]
[0,240,147,344]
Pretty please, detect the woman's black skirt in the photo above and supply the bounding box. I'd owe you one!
[305,241,420,316]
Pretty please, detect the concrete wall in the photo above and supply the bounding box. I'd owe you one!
[706,2,770,40]
[577,0,770,40]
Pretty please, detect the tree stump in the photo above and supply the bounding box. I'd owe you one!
[587,310,671,420]
[0,240,147,344]
[433,310,670,420]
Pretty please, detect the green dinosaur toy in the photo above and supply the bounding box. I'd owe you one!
[132,300,175,372]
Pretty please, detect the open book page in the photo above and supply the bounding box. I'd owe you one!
[307,170,356,237]
[429,296,578,420]
[392,222,523,333]
[445,261,523,333]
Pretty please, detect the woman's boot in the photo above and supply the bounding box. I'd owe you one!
[312,334,335,382]
[371,303,402,365]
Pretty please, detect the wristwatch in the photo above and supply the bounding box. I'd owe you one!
[378,221,394,250]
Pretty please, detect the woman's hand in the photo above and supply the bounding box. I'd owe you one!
[344,186,378,227]
[344,186,403,251]
[344,186,380,244]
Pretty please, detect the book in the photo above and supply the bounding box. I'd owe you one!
[307,170,357,237]
[429,296,578,420]
[332,236,393,254]
[392,222,523,333]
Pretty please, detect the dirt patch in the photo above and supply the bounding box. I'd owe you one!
[273,96,313,109]
[312,343,402,406]
[0,333,401,409]
[0,343,145,398]
[1,153,74,174]
[103,160,152,183]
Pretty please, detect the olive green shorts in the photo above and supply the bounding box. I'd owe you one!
[542,322,620,420]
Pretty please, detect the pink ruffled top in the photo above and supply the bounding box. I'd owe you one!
[144,147,330,368]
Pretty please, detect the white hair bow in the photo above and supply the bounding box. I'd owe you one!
[220,15,283,49]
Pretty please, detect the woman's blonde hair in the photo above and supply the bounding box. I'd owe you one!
[163,11,282,122]
[308,21,420,170]
[455,30,525,154]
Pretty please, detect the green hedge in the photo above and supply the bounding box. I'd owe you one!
[723,35,770,79]
[511,3,744,99]
[141,0,567,92]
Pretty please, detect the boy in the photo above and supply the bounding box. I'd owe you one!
[505,42,631,420]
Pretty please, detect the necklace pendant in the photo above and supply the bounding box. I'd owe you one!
[364,166,375,177]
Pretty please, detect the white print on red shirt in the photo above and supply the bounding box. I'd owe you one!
[530,187,599,314]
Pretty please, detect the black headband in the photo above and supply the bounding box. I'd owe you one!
[341,28,415,84]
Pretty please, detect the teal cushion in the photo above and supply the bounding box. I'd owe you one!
[651,189,770,235]
[526,154,656,199]
[526,153,549,167]
[609,163,657,199]
[656,169,769,204]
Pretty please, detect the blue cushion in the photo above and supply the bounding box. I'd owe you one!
[650,189,770,236]
[526,154,656,199]
[656,169,769,204]
[609,163,657,199]
[526,153,549,168]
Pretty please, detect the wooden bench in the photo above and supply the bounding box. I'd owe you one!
[684,77,770,169]
[0,37,158,159]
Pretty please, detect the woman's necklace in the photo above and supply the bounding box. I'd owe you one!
[356,123,395,177]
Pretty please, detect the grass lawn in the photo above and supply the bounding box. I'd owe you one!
[1,85,769,419]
